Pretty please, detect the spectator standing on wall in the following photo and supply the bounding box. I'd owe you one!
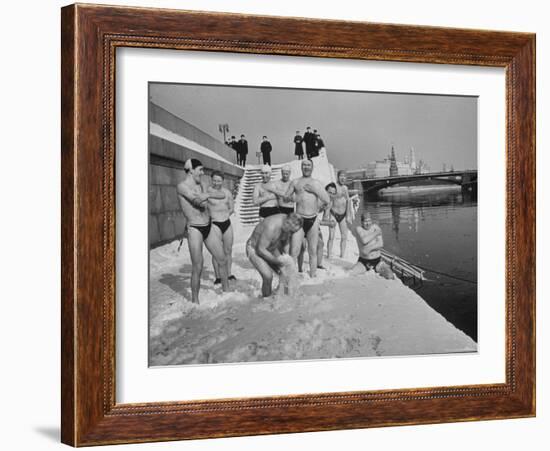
[238,134,248,167]
[228,135,238,164]
[293,131,304,160]
[260,136,272,166]
[314,132,325,157]
[310,129,320,157]
[303,126,314,159]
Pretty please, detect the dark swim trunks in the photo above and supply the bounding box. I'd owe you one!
[189,222,211,240]
[357,256,381,271]
[279,206,295,215]
[259,206,280,218]
[300,214,317,235]
[331,208,347,223]
[212,218,231,234]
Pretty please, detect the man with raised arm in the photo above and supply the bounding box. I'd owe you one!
[328,170,353,258]
[283,159,330,278]
[207,171,236,284]
[347,212,394,279]
[253,165,279,219]
[176,159,229,304]
[246,213,303,297]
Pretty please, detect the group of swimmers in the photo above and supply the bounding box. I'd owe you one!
[177,158,392,304]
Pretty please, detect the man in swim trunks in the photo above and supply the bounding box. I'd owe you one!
[207,171,236,284]
[347,212,394,279]
[176,159,230,304]
[268,165,294,215]
[283,159,330,278]
[325,170,352,259]
[298,192,334,272]
[246,213,303,297]
[320,183,338,260]
[253,165,279,219]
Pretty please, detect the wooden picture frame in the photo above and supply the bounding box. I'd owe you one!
[61,3,535,446]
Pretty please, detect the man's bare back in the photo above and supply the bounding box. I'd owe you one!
[248,215,290,259]
[246,213,303,297]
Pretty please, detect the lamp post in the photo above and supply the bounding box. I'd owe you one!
[218,123,229,144]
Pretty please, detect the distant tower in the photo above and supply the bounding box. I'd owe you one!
[389,145,398,176]
[442,163,447,172]
[450,164,455,172]
[409,147,417,173]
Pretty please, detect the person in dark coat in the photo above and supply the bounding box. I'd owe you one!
[293,131,304,160]
[309,129,321,157]
[227,135,238,164]
[303,126,314,159]
[260,136,272,166]
[313,131,325,157]
[238,134,248,167]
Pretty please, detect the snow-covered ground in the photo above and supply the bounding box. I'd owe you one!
[149,225,476,366]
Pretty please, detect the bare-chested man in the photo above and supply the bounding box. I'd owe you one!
[253,165,279,219]
[284,159,330,277]
[320,183,338,261]
[176,159,229,304]
[207,171,235,284]
[328,170,352,258]
[246,213,303,297]
[347,212,394,279]
[272,165,294,215]
[297,184,335,272]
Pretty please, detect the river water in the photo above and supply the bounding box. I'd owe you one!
[359,186,478,342]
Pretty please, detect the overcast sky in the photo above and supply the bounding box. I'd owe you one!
[150,83,477,171]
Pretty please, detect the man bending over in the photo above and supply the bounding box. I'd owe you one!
[246,213,303,297]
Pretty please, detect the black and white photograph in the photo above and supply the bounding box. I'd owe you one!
[148,82,478,366]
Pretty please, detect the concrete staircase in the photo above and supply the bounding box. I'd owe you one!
[235,165,282,226]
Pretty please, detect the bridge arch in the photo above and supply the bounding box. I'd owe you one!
[358,172,475,194]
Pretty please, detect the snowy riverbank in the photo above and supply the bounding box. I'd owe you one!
[149,223,476,366]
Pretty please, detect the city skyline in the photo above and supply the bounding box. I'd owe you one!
[150,83,477,171]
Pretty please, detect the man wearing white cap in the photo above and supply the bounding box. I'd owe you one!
[253,165,279,219]
[267,165,294,215]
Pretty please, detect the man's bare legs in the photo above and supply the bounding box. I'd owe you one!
[327,225,335,259]
[290,227,305,269]
[211,226,234,279]
[293,221,321,276]
[339,221,349,258]
[305,218,320,277]
[186,227,204,304]
[224,225,234,277]
[247,246,274,297]
[204,228,229,291]
[317,233,324,268]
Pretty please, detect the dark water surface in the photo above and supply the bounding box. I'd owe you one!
[359,187,478,342]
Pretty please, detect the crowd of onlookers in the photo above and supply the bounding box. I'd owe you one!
[225,127,325,167]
